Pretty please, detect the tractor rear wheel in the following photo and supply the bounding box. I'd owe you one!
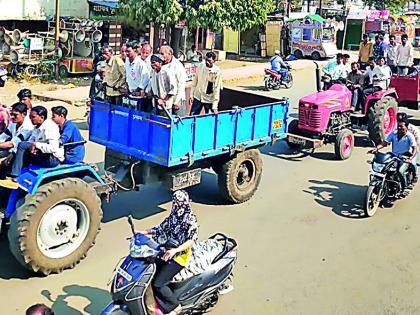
[367,96,398,145]
[218,149,263,203]
[8,178,102,275]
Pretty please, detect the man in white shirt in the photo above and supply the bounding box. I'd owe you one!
[189,51,223,115]
[125,43,150,96]
[386,35,399,73]
[363,57,391,102]
[187,45,200,62]
[146,54,177,116]
[160,45,187,116]
[363,57,376,86]
[0,106,64,189]
[396,34,414,75]
[141,43,153,70]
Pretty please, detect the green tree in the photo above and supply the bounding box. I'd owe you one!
[363,0,409,13]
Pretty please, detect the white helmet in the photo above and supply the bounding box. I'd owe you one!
[274,50,281,56]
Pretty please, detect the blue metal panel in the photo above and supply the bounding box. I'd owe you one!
[215,113,236,149]
[90,101,110,142]
[235,108,254,144]
[193,115,216,153]
[171,119,194,159]
[110,107,130,147]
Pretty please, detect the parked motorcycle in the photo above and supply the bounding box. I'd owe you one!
[264,64,293,90]
[365,152,415,217]
[101,216,237,315]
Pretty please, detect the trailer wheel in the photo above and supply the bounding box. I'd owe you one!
[218,149,263,204]
[8,178,102,275]
[334,129,354,160]
[367,96,398,145]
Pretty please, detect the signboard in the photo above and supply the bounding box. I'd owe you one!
[347,10,368,20]
[367,10,389,21]
[30,38,44,51]
[88,1,118,18]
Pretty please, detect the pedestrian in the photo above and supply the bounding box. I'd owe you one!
[125,42,150,97]
[189,51,223,115]
[146,54,177,116]
[386,35,399,73]
[0,106,64,190]
[396,34,414,75]
[372,34,386,61]
[358,34,373,69]
[136,42,142,55]
[102,46,126,106]
[51,106,85,164]
[186,45,200,62]
[17,88,34,112]
[120,43,128,62]
[160,45,187,116]
[89,63,106,101]
[363,57,377,87]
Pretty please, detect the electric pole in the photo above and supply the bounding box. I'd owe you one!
[55,0,60,79]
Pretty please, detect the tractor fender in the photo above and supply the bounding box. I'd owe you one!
[364,89,398,113]
[5,164,103,218]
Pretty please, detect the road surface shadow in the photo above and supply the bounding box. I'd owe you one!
[102,171,225,222]
[0,240,41,280]
[304,179,366,219]
[41,285,110,315]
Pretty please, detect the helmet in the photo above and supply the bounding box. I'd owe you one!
[17,88,32,100]
[274,50,281,56]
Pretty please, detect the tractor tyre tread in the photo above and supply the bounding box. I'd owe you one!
[367,96,398,145]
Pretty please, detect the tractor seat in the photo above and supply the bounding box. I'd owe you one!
[171,239,224,283]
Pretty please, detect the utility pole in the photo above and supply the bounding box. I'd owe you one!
[318,0,322,16]
[54,0,60,79]
[307,0,310,13]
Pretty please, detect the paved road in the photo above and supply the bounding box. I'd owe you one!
[1,68,420,315]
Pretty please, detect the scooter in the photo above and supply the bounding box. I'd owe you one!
[264,64,293,90]
[101,216,237,315]
[365,151,415,217]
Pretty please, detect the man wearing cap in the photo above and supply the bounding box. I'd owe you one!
[146,54,177,116]
[270,50,289,81]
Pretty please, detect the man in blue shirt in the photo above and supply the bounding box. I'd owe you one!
[270,50,289,80]
[370,118,417,187]
[373,34,386,61]
[51,106,85,164]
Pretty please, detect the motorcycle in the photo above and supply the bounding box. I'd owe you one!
[101,216,237,315]
[264,64,293,90]
[365,152,415,217]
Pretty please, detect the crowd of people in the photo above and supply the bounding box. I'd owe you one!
[91,42,223,116]
[322,32,416,112]
[0,89,85,189]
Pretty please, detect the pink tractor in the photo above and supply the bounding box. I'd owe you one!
[287,66,398,160]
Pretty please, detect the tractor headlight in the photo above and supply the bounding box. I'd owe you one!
[372,162,385,173]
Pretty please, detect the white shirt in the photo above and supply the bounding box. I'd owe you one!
[163,57,187,105]
[396,43,414,67]
[146,68,177,109]
[409,124,420,149]
[372,65,392,90]
[386,44,399,65]
[0,120,33,153]
[191,63,223,109]
[30,119,64,162]
[364,67,375,85]
[187,50,200,62]
[125,56,150,93]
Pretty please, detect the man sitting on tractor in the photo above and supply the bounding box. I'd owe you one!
[0,103,34,174]
[347,62,365,111]
[270,50,289,81]
[0,106,64,190]
[362,56,392,104]
[51,106,85,165]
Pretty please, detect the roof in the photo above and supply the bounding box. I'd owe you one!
[87,0,119,9]
[288,13,324,23]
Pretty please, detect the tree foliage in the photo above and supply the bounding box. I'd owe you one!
[118,0,274,31]
[363,0,410,13]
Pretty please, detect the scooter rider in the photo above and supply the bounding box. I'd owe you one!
[369,118,418,188]
[270,50,289,81]
[138,190,199,315]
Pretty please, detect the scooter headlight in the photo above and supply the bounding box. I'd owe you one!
[129,240,158,258]
[372,162,385,173]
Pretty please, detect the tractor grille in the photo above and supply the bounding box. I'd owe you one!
[298,107,321,129]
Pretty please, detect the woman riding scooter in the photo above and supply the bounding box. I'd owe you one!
[139,190,199,315]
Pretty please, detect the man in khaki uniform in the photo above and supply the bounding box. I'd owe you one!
[103,46,126,106]
[189,51,223,115]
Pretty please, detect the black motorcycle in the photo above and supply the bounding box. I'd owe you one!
[365,152,415,217]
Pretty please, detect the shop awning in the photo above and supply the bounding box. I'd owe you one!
[87,0,119,9]
[288,13,324,23]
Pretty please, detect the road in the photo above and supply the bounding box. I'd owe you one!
[1,68,420,315]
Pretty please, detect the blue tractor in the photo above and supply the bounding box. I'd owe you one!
[0,88,289,275]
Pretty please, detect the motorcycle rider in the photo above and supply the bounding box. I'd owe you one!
[138,190,199,315]
[397,112,419,183]
[369,118,418,188]
[270,50,289,81]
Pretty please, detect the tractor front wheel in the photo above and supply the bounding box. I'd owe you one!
[334,129,354,160]
[218,149,263,203]
[367,96,398,145]
[8,178,102,275]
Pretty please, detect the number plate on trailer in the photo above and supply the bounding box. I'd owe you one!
[170,169,201,191]
[287,135,307,146]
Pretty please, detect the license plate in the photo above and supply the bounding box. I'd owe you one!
[288,135,307,145]
[171,169,201,190]
[116,267,132,282]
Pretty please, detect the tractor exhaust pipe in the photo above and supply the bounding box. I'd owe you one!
[314,61,321,92]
